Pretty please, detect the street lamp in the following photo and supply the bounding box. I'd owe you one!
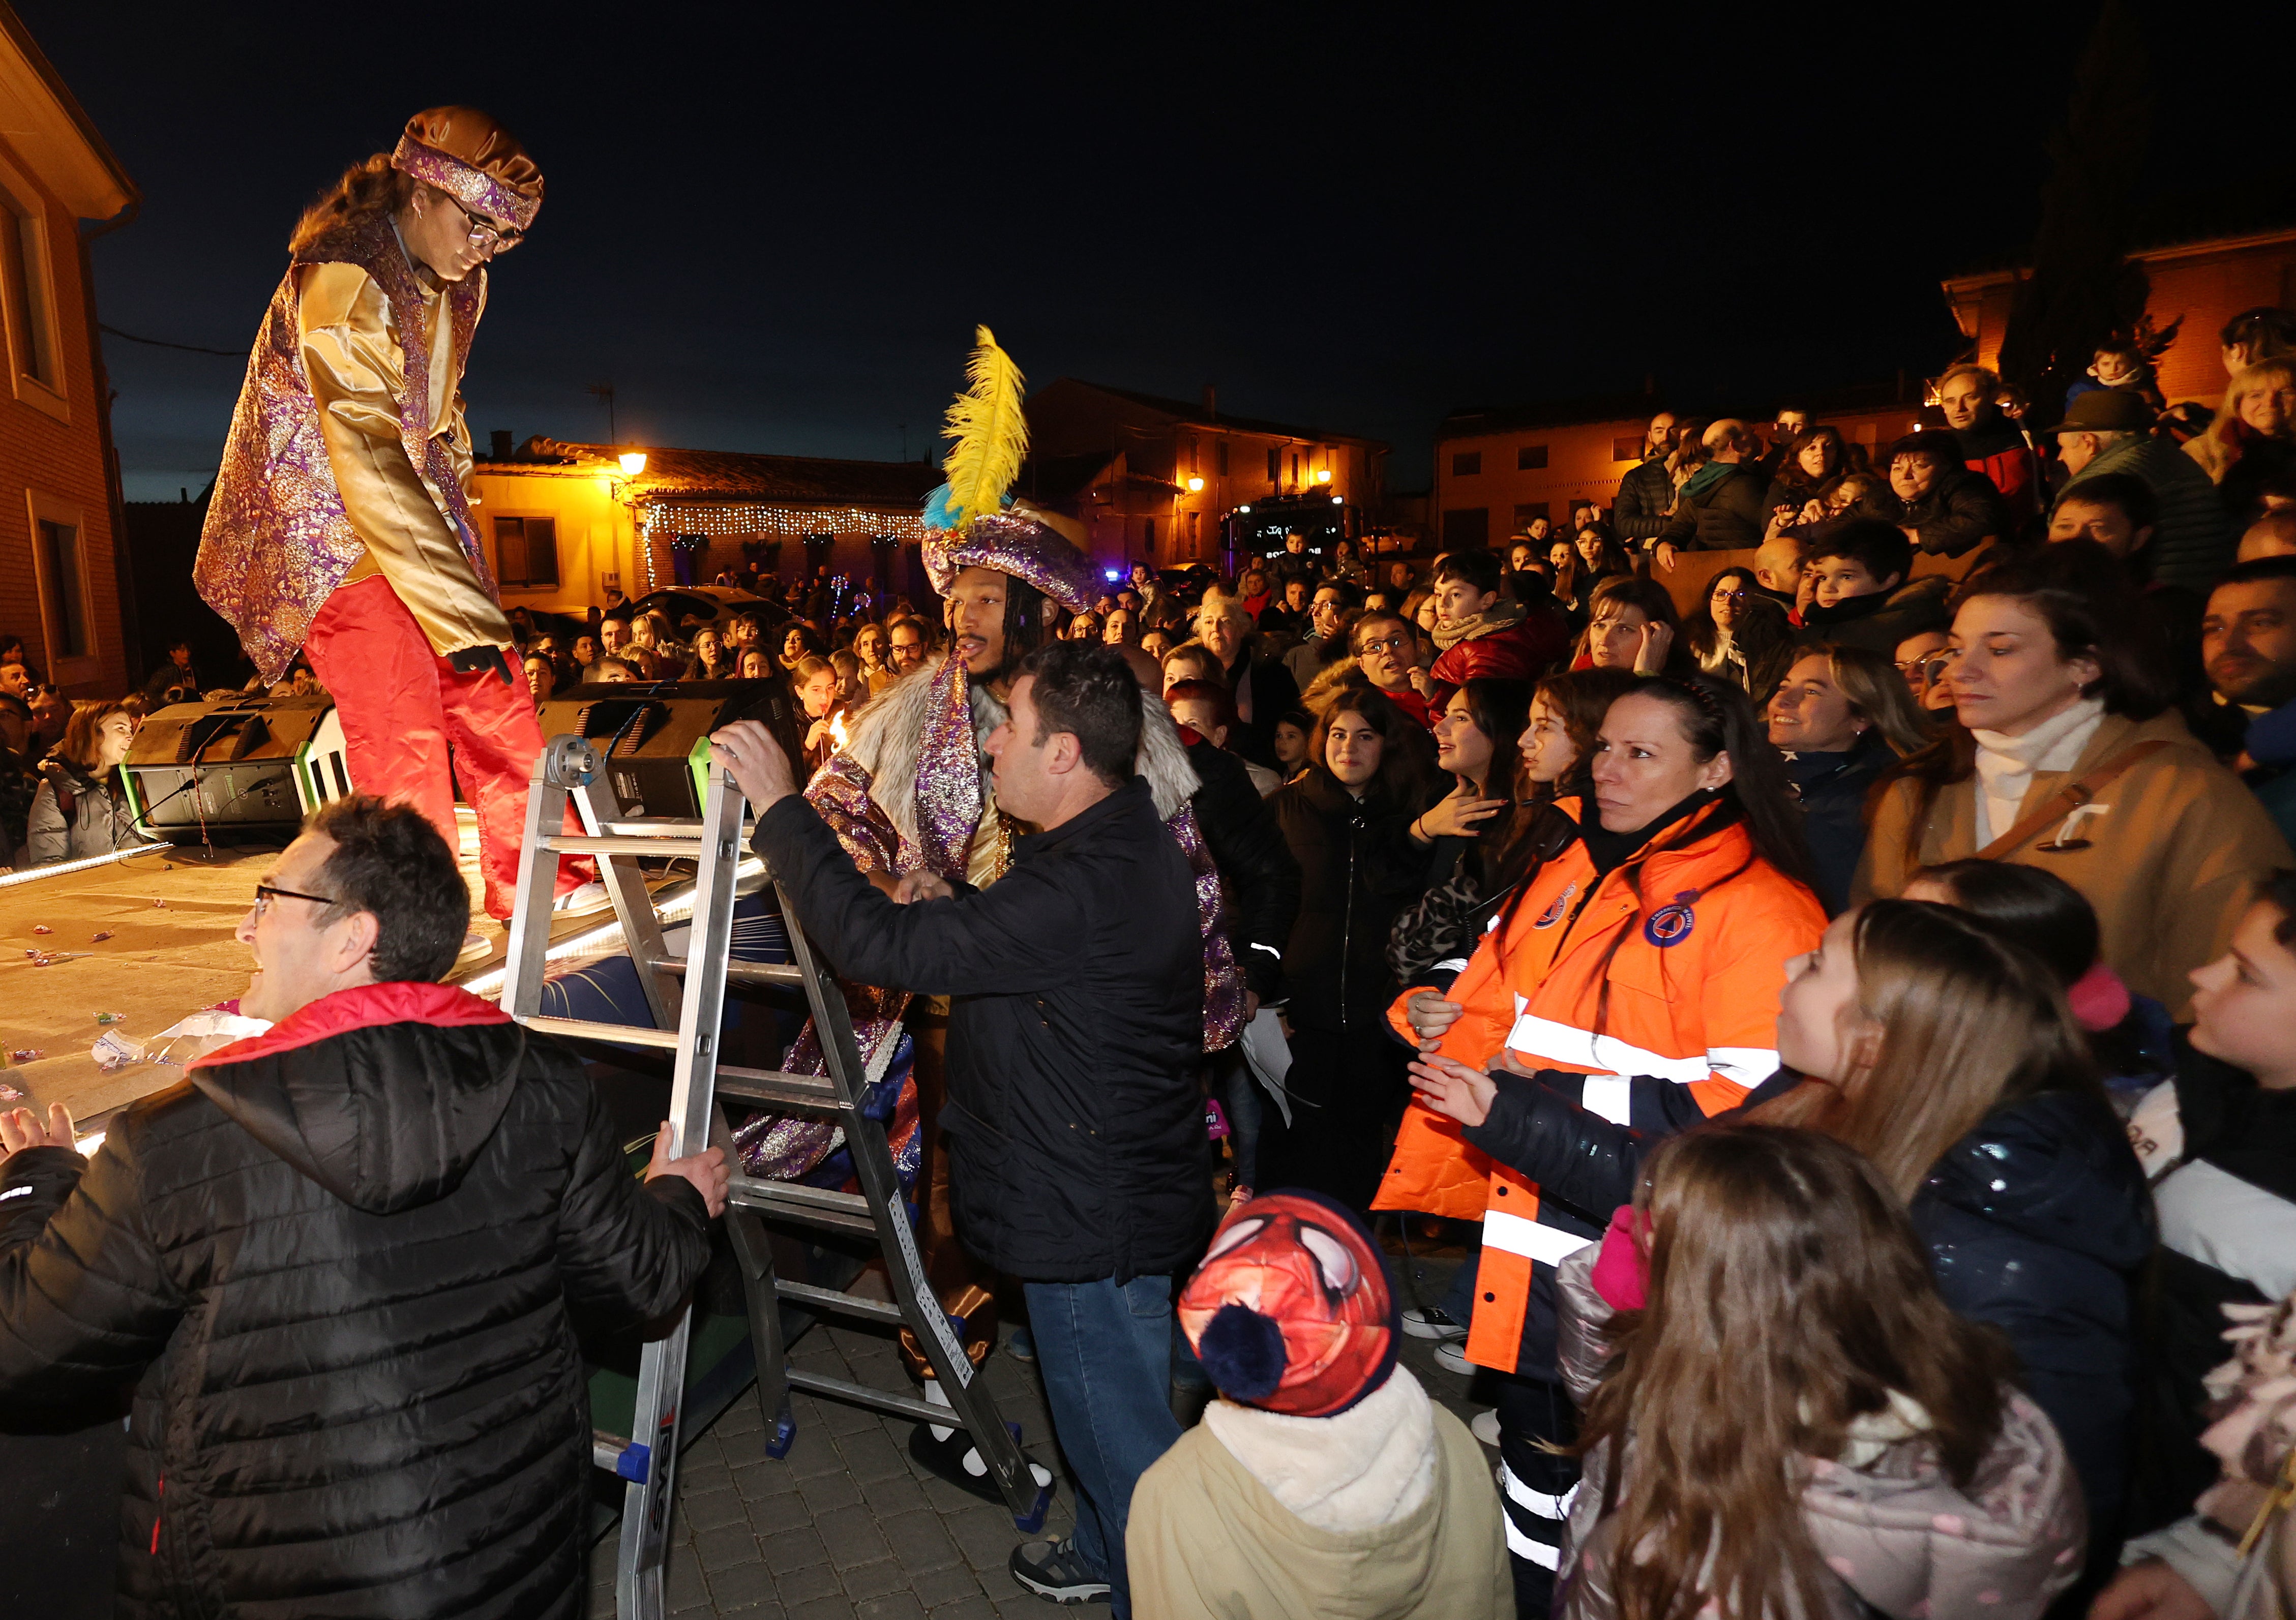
[1186,476,1204,493]
[1313,468,1332,484]
[618,451,648,476]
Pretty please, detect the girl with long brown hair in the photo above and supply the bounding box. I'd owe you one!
[1757,896,2151,1539]
[1554,1124,2083,1620]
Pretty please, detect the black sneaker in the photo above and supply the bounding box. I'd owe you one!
[1008,1538,1111,1605]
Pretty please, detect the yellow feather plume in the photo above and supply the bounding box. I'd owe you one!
[940,325,1028,529]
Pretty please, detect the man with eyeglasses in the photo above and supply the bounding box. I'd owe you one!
[0,796,725,1616]
[1349,611,1433,727]
[197,108,601,964]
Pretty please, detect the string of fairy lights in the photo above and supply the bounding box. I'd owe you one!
[632,501,928,591]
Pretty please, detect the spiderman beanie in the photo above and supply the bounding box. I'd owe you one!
[1177,1188,1399,1418]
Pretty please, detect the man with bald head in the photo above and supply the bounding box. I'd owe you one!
[1651,419,1771,569]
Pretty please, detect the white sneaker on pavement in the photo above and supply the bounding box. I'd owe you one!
[1470,1408,1501,1447]
[1433,1341,1473,1377]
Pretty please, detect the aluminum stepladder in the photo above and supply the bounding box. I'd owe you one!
[499,735,1049,1620]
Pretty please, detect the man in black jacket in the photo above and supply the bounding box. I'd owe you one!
[712,641,1205,1618]
[1612,412,1678,549]
[0,796,723,1618]
[1653,419,1771,566]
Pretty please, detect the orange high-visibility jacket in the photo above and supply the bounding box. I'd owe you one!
[1375,798,1825,1371]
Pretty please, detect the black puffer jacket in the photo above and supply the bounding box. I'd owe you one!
[0,981,712,1620]
[1913,1087,2153,1531]
[755,776,1209,1285]
[1266,769,1426,1033]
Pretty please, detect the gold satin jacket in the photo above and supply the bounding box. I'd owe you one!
[197,215,511,679]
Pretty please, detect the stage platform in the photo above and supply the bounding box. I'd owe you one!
[0,810,639,1142]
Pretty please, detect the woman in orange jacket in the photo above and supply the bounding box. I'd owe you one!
[1378,673,1825,1612]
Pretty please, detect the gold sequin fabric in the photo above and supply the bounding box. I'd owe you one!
[196,217,491,680]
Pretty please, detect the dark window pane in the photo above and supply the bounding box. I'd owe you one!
[1612,435,1644,462]
[1516,444,1548,470]
[1451,451,1482,476]
[39,519,85,657]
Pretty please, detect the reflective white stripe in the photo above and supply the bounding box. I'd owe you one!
[1433,957,1471,974]
[1581,1075,1631,1124]
[1506,1011,1707,1083]
[1504,1517,1561,1567]
[1498,1461,1572,1520]
[1248,942,1283,958]
[1706,1046,1781,1086]
[1484,1207,1597,1268]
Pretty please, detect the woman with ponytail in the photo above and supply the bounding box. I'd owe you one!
[1378,672,1825,1609]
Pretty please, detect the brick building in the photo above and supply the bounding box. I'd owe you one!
[0,8,137,695]
[469,436,940,613]
[1022,378,1387,572]
[1943,226,2296,408]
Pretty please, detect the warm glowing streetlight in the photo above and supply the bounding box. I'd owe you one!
[1186,476,1204,493]
[1314,468,1332,484]
[618,451,648,475]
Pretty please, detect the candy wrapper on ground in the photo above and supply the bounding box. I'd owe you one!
[92,1010,271,1072]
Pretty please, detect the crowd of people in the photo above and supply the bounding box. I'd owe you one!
[6,308,2296,1620]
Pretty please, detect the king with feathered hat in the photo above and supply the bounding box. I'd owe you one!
[735,328,1242,1484]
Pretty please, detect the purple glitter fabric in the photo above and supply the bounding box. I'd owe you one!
[391,134,542,230]
[1174,801,1246,1052]
[196,217,492,681]
[913,655,987,878]
[921,511,1098,614]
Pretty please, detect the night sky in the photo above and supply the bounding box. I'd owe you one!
[22,2,2294,502]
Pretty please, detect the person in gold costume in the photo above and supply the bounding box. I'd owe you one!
[196,108,600,948]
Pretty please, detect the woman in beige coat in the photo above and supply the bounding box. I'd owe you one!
[1856,543,2291,1017]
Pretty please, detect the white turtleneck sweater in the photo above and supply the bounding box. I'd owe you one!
[1970,695,2106,846]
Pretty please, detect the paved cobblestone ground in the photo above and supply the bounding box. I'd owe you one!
[587,1250,1480,1619]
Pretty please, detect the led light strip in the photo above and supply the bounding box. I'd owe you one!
[459,858,765,1001]
[0,845,171,887]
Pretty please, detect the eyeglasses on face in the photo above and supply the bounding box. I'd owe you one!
[444,194,523,253]
[252,882,339,917]
[1358,635,1410,655]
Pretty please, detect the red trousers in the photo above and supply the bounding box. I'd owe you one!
[304,575,588,920]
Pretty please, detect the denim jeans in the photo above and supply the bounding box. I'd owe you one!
[1022,1274,1182,1618]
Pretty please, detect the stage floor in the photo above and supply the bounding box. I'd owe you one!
[0,810,611,1137]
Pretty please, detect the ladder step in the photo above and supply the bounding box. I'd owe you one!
[522,1015,681,1050]
[785,1369,969,1430]
[542,833,714,858]
[715,1067,842,1109]
[772,1279,907,1325]
[643,956,806,986]
[730,1177,878,1234]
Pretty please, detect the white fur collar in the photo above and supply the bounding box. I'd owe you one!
[1203,1365,1438,1534]
[839,654,1200,848]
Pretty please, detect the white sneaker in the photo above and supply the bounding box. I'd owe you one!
[1402,1306,1468,1342]
[552,880,612,917]
[457,929,492,962]
[1433,1341,1473,1377]
[1470,1408,1501,1448]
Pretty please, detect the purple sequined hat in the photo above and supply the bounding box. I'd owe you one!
[391,107,544,232]
[920,502,1099,615]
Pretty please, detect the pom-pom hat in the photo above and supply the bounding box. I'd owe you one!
[1178,1189,1398,1418]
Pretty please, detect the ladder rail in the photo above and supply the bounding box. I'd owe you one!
[499,735,1049,1620]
